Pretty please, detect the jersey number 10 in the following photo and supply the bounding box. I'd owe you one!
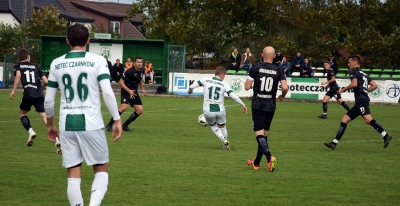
[260,77,274,92]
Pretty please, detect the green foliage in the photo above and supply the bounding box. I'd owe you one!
[126,0,400,68]
[28,5,68,39]
[0,23,28,58]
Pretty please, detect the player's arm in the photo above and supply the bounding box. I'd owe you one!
[44,66,59,143]
[119,78,135,99]
[188,80,201,94]
[10,70,21,100]
[245,67,256,91]
[323,75,336,85]
[368,79,377,92]
[339,78,357,94]
[139,75,146,95]
[228,91,247,114]
[278,79,288,101]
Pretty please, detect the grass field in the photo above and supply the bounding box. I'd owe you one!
[0,91,399,206]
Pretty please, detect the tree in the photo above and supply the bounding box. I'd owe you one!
[28,5,68,39]
[0,23,28,59]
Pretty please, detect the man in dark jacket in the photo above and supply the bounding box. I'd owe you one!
[291,51,304,74]
[301,58,313,78]
[229,48,241,72]
[329,55,338,75]
[112,59,123,82]
[273,50,283,66]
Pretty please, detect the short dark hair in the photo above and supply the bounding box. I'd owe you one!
[296,51,301,53]
[67,24,89,47]
[215,66,226,75]
[18,48,30,61]
[135,56,143,62]
[349,55,360,64]
[323,60,330,64]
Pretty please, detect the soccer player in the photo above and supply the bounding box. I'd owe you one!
[9,48,61,153]
[318,61,350,119]
[106,56,147,132]
[245,46,288,171]
[188,66,247,150]
[324,56,392,150]
[44,24,122,206]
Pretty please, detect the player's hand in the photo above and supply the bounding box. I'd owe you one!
[321,82,327,85]
[9,91,16,100]
[278,95,285,102]
[112,120,122,142]
[42,84,47,91]
[47,125,59,143]
[142,89,147,96]
[129,90,136,99]
[337,89,344,94]
[188,89,192,94]
[242,105,248,114]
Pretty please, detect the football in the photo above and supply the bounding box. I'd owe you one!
[198,114,208,126]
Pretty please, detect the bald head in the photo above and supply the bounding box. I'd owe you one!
[262,46,275,63]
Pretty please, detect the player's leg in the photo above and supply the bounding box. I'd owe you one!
[77,129,110,206]
[61,131,84,206]
[324,107,356,150]
[204,112,225,145]
[122,95,143,131]
[216,111,229,150]
[361,107,392,148]
[318,94,331,119]
[263,112,276,172]
[106,92,129,131]
[336,94,350,111]
[19,97,37,146]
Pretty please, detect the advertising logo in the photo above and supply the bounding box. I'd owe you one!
[386,83,400,98]
[230,79,242,93]
[370,84,383,98]
[174,76,187,90]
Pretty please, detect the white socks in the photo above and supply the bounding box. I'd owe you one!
[210,124,225,142]
[67,178,83,206]
[89,172,109,206]
[220,127,228,140]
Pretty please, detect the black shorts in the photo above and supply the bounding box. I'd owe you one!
[325,89,341,100]
[346,102,371,120]
[121,90,142,107]
[252,108,275,131]
[20,96,45,112]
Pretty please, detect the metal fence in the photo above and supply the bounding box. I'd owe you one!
[167,45,186,93]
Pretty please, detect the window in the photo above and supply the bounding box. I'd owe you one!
[110,21,120,34]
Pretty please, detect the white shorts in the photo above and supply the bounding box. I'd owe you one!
[204,111,226,125]
[60,128,109,168]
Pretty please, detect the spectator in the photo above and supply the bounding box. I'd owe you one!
[291,51,304,74]
[301,58,313,78]
[240,48,255,71]
[125,56,133,71]
[259,53,263,64]
[112,59,123,82]
[105,57,113,75]
[279,56,291,77]
[143,60,154,84]
[229,48,241,72]
[273,50,283,66]
[329,55,338,75]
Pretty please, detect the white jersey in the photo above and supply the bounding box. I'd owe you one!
[47,51,111,131]
[198,77,234,113]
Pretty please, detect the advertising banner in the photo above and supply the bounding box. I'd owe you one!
[168,73,400,103]
[88,43,123,65]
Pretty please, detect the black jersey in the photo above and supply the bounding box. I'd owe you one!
[249,62,286,112]
[326,69,339,90]
[350,68,371,104]
[121,68,144,91]
[14,62,45,98]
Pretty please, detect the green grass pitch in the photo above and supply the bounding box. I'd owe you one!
[0,91,399,205]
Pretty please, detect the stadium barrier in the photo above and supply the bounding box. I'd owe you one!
[168,73,400,103]
[0,66,3,88]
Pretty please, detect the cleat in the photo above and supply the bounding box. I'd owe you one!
[223,139,230,150]
[267,156,276,172]
[27,131,36,147]
[383,134,392,148]
[246,160,259,170]
[324,142,336,150]
[318,114,327,119]
[55,137,62,154]
[122,125,132,132]
[106,124,112,132]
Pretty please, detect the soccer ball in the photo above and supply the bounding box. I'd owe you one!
[198,114,208,126]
